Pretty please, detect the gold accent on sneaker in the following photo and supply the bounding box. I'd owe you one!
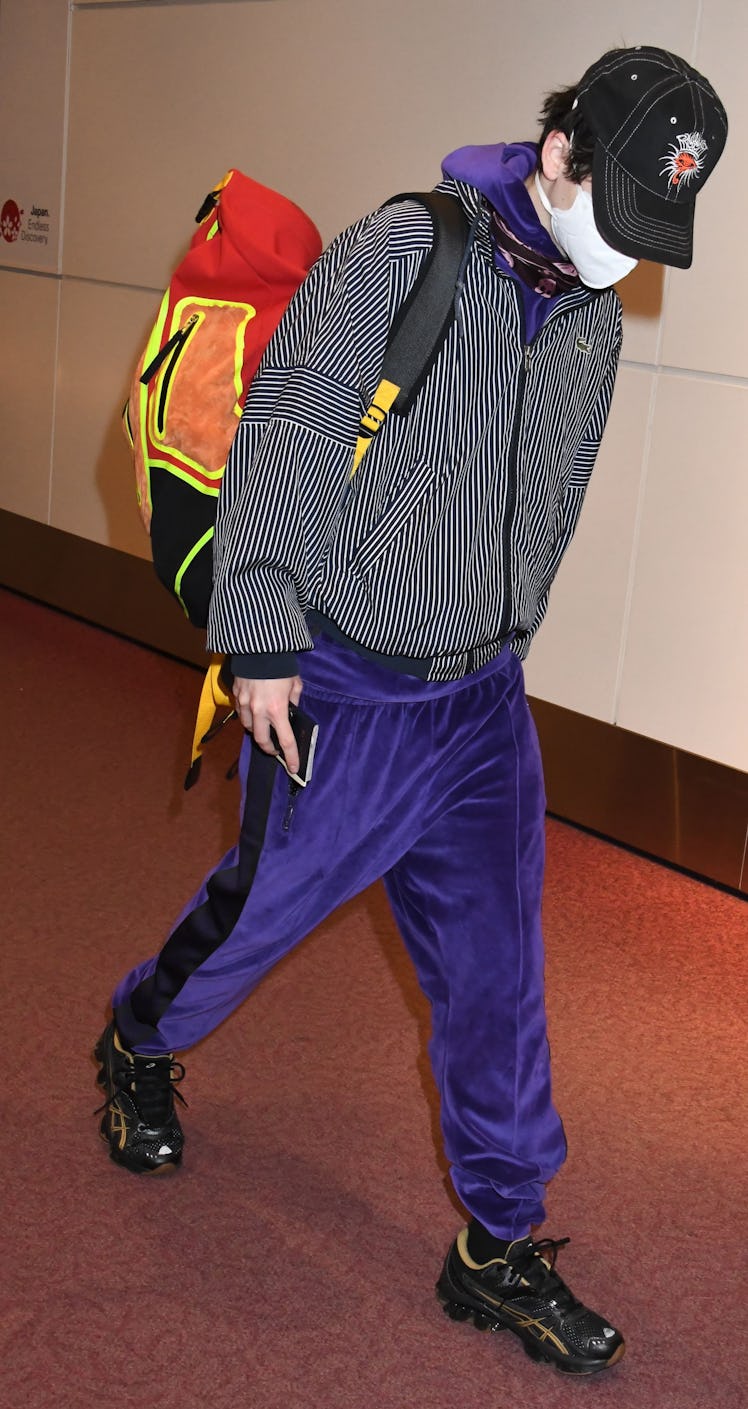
[454,1227,571,1358]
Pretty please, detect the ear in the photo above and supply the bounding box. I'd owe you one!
[539,130,571,181]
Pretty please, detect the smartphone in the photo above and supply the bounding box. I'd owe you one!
[269,703,319,787]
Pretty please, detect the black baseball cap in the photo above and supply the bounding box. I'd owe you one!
[575,46,727,268]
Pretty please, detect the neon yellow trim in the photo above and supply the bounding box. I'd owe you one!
[205,220,220,242]
[148,458,223,492]
[169,296,256,336]
[139,290,171,515]
[170,295,256,410]
[232,311,253,405]
[174,527,215,615]
[143,295,258,500]
[351,378,400,478]
[146,298,256,456]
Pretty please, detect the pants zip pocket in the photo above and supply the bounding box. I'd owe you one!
[281,780,302,833]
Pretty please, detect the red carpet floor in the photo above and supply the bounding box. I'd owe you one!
[1,587,746,1409]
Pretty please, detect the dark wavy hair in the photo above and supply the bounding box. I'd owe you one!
[536,84,595,182]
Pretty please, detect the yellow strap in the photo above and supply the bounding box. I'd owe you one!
[187,656,234,787]
[351,378,400,478]
[187,375,399,781]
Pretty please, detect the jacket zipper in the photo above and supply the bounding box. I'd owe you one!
[496,284,594,641]
[497,290,529,642]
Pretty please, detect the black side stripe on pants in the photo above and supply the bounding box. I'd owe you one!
[116,744,278,1048]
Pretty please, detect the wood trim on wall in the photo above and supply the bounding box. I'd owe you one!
[2,510,746,894]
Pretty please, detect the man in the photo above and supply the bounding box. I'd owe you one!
[96,47,726,1375]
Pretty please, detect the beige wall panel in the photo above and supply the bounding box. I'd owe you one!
[523,367,653,722]
[50,279,160,558]
[64,0,699,289]
[0,0,69,273]
[0,270,59,521]
[616,374,748,771]
[659,3,744,377]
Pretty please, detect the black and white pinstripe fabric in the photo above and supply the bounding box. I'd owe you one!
[208,178,623,682]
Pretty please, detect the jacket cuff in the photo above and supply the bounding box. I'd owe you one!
[228,650,300,680]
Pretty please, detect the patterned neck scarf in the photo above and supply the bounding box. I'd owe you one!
[489,206,579,298]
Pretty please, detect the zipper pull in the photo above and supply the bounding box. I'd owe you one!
[140,314,199,385]
[281,780,301,833]
[524,345,532,374]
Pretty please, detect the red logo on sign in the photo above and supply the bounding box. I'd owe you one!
[1,199,23,242]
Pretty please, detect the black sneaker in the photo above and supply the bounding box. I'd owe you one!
[437,1229,624,1375]
[94,1021,186,1174]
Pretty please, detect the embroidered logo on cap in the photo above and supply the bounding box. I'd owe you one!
[660,132,708,191]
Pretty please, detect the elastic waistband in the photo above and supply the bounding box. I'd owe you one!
[300,629,519,704]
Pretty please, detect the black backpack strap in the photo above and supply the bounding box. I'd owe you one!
[352,191,470,477]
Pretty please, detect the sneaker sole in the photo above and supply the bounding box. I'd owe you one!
[436,1279,625,1375]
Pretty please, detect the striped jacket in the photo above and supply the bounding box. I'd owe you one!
[208,177,623,682]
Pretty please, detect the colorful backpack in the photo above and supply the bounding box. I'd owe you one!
[123,169,323,627]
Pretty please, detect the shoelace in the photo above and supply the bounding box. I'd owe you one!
[497,1237,584,1318]
[132,1058,187,1126]
[96,1057,187,1126]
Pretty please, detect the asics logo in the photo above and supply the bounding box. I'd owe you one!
[108,1103,130,1151]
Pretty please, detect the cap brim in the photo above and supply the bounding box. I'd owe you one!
[591,143,694,269]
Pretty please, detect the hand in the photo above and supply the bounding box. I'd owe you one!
[232,675,303,775]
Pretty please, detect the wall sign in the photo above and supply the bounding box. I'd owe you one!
[1,198,52,247]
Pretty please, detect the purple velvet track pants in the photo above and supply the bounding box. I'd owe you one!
[113,634,567,1239]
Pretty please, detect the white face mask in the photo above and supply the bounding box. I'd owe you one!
[534,171,638,288]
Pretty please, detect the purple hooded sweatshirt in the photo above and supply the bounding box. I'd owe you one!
[442,140,578,341]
